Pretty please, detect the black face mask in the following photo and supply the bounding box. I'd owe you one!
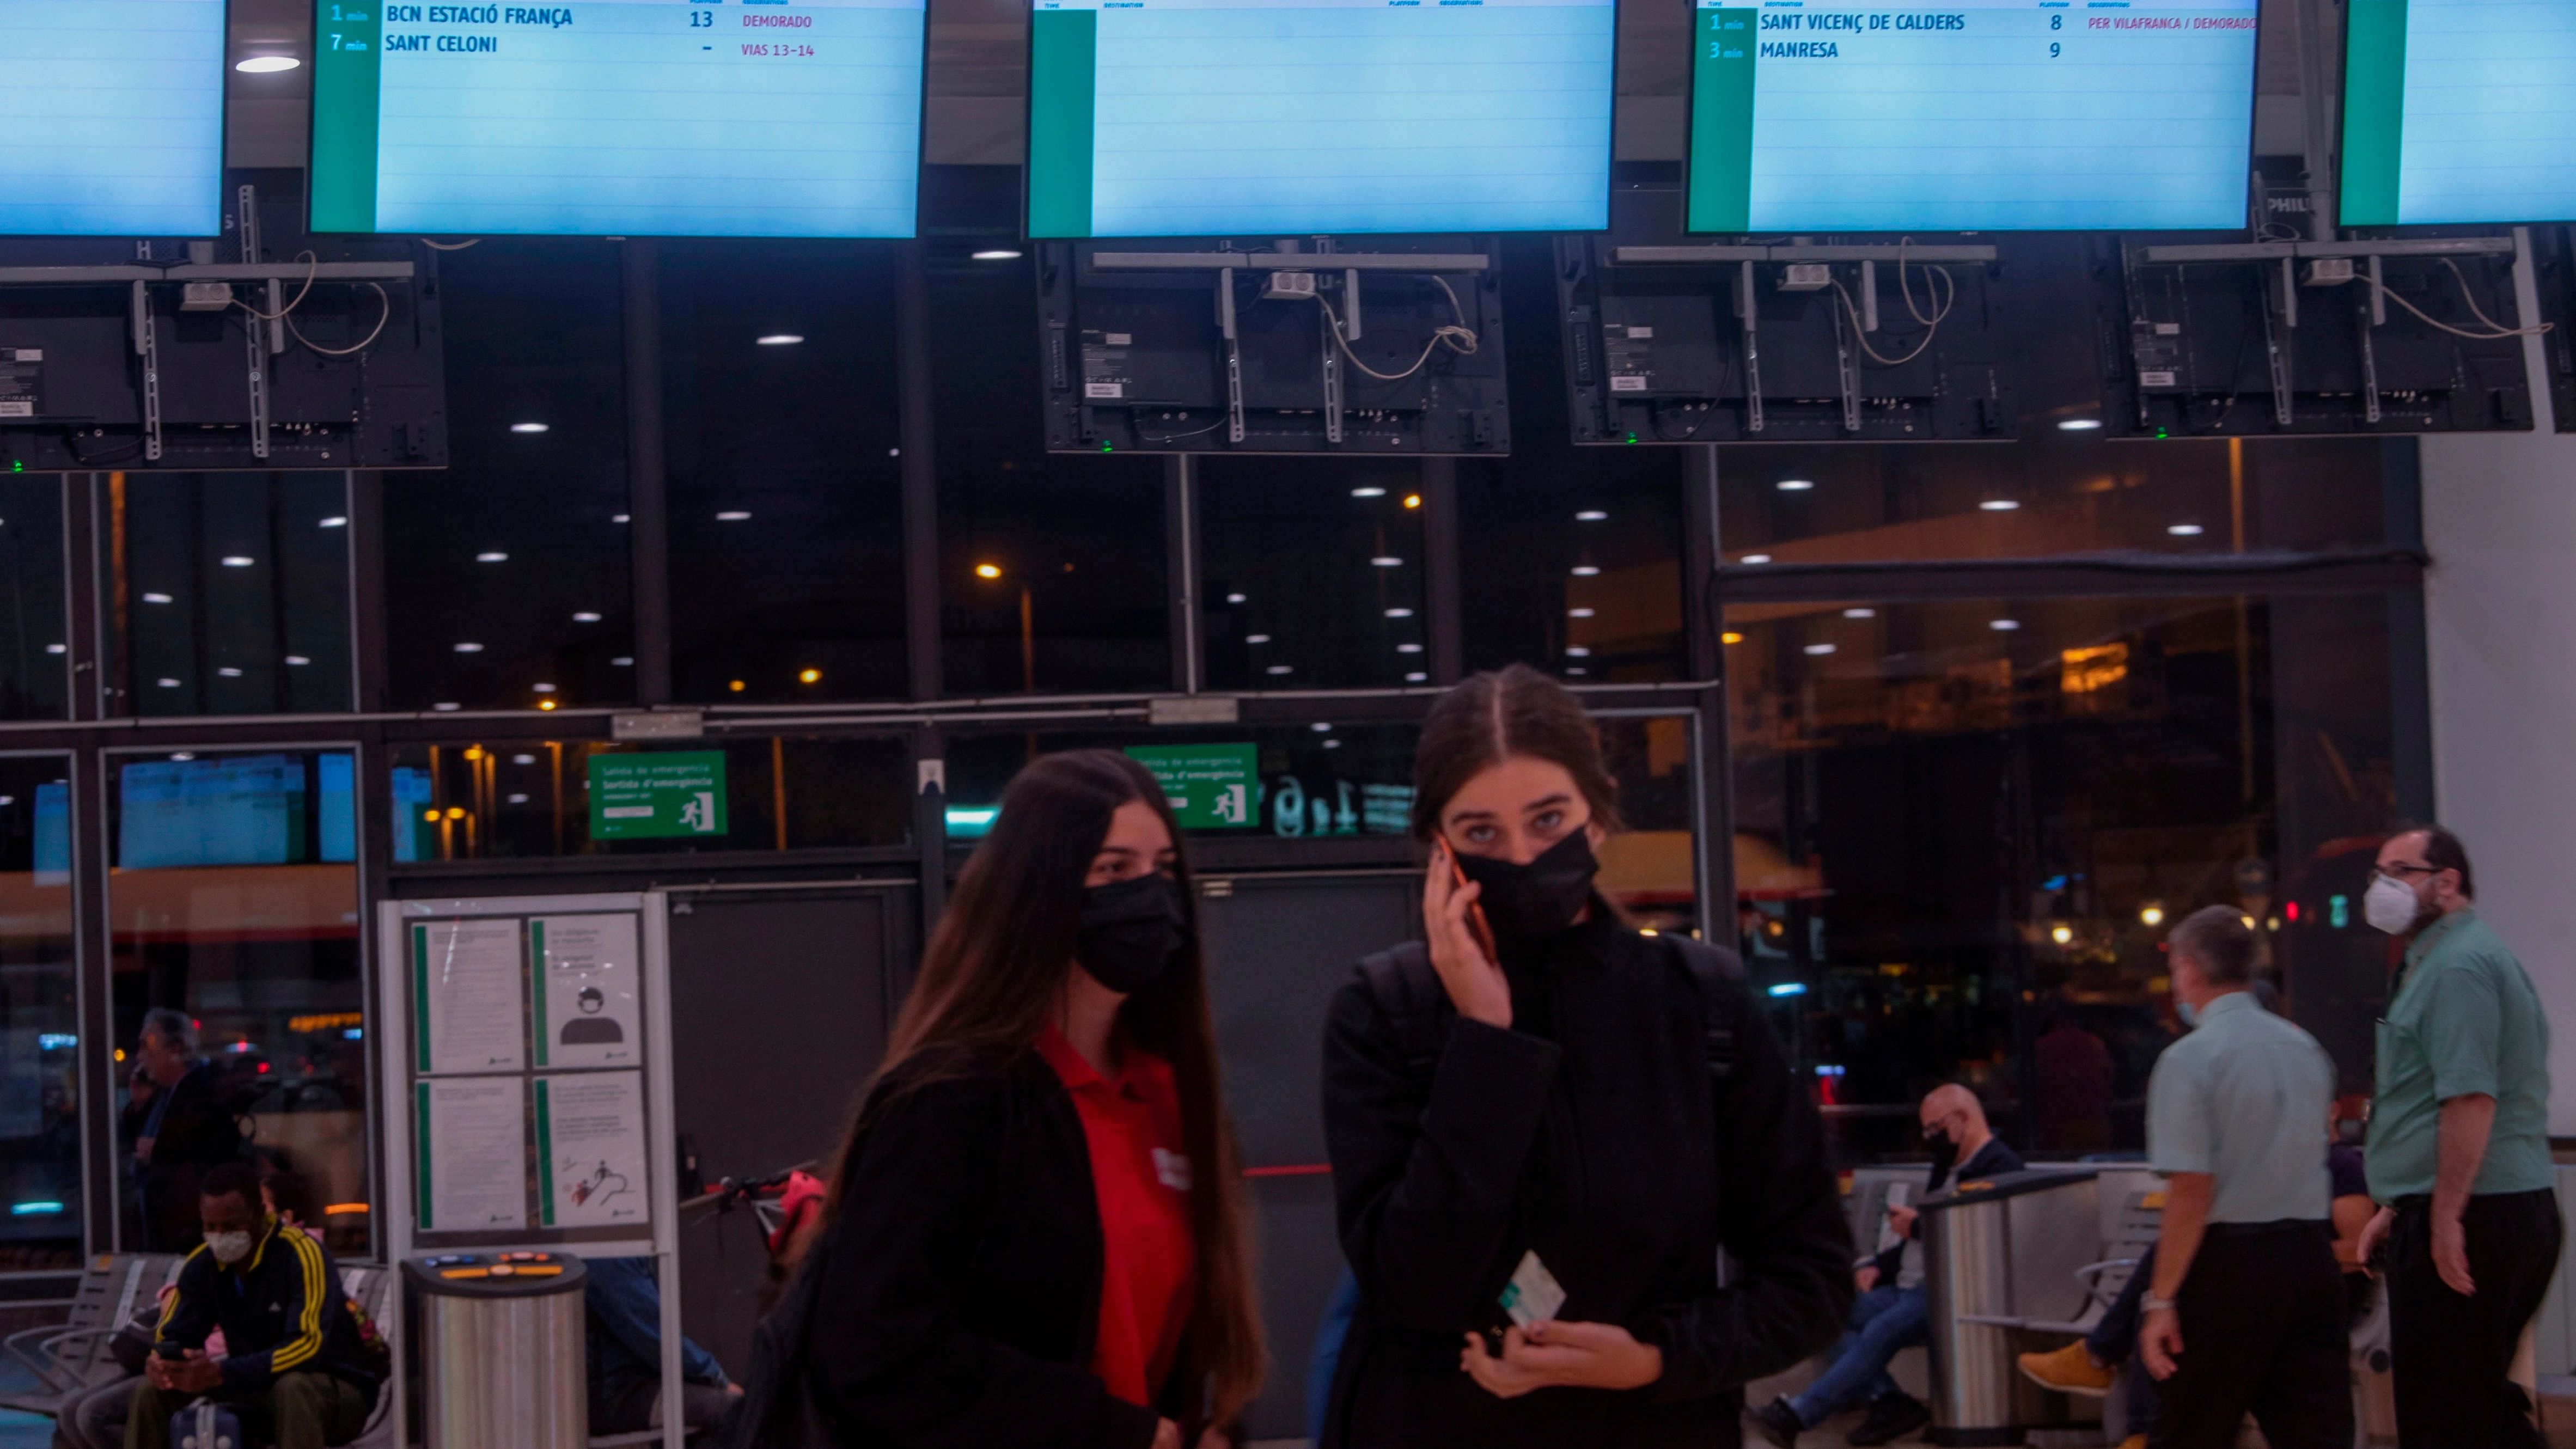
[1453,829,1600,941]
[1075,873,1189,995]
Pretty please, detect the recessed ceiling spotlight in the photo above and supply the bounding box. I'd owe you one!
[573,611,602,622]
[716,510,751,521]
[510,421,548,433]
[2168,523,2205,536]
[1979,499,2020,511]
[235,55,300,72]
[2058,418,2104,431]
[1737,555,1770,565]
[476,551,508,563]
[1803,643,1836,656]
[972,249,1024,261]
[756,334,804,346]
[1352,486,1386,498]
[1575,510,1608,522]
[318,516,347,528]
[454,641,484,653]
[1990,619,2022,631]
[1843,607,1877,619]
[1777,478,1815,492]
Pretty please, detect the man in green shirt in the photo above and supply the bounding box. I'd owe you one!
[2357,825,2559,1449]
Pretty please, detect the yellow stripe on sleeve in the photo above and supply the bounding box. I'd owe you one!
[268,1234,328,1372]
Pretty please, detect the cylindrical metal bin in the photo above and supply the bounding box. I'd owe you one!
[1920,1169,2094,1447]
[403,1254,589,1449]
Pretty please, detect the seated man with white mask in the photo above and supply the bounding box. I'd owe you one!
[126,1163,382,1449]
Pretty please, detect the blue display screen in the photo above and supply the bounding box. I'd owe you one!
[1025,0,1616,238]
[118,754,356,870]
[309,0,928,237]
[0,0,227,236]
[1686,0,2260,233]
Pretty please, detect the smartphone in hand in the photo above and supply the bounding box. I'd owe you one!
[1442,844,1500,963]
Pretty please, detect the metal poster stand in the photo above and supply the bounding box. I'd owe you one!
[375,892,683,1449]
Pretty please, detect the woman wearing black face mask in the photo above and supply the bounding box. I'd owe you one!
[744,750,1261,1449]
[1317,665,1852,1449]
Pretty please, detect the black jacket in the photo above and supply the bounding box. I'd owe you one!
[1864,1138,2024,1287]
[121,1063,242,1251]
[798,1050,1193,1449]
[155,1220,382,1407]
[1321,914,1853,1449]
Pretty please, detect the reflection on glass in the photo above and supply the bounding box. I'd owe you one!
[109,751,367,1256]
[0,481,67,721]
[664,241,908,703]
[1592,714,1698,936]
[1727,594,2397,1161]
[389,736,911,860]
[947,725,1422,842]
[1201,461,1427,690]
[389,240,633,712]
[103,474,352,717]
[1459,453,1686,682]
[929,234,1170,696]
[0,758,78,1269]
[1718,436,2391,566]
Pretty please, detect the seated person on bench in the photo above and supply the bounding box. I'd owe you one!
[126,1163,381,1449]
[1753,1086,2023,1448]
[585,1257,742,1438]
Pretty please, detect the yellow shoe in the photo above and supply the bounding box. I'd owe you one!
[2016,1340,2116,1397]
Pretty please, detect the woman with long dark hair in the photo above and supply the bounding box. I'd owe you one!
[1320,665,1852,1448]
[759,749,1261,1449]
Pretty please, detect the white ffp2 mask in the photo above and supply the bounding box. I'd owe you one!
[205,1230,253,1264]
[2364,875,2421,936]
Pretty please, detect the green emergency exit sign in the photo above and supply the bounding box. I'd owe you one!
[1125,743,1256,830]
[588,750,729,840]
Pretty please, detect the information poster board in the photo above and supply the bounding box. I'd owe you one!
[1025,0,1615,238]
[1685,0,2259,233]
[379,892,683,1449]
[2340,0,2576,225]
[308,0,929,237]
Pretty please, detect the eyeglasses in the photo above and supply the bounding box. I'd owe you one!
[2370,864,2438,885]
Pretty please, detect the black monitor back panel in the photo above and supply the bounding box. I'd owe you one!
[2538,226,2575,433]
[1037,238,1509,456]
[2096,232,2533,438]
[1556,187,2015,445]
[0,183,446,472]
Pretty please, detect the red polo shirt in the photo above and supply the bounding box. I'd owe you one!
[1036,1026,1197,1409]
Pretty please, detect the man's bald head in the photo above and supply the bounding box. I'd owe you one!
[1919,1084,1992,1156]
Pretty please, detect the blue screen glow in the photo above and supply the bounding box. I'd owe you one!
[0,0,226,236]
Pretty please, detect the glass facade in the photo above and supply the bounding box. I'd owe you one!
[108,749,367,1257]
[0,194,2431,1278]
[0,756,76,1270]
[1727,592,2401,1159]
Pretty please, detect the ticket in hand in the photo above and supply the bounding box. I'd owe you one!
[1498,1250,1567,1330]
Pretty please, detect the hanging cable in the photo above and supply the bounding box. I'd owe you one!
[1831,240,1956,368]
[286,284,392,356]
[2329,257,2553,341]
[418,237,481,251]
[231,252,318,322]
[1313,274,1478,383]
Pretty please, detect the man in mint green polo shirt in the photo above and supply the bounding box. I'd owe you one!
[2357,824,2559,1449]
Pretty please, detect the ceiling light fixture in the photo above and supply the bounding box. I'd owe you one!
[235,55,300,72]
[972,249,1023,261]
[2058,418,2104,431]
[1979,499,2020,511]
[756,334,804,346]
[510,422,548,433]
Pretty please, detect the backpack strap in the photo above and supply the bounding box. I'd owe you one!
[1356,940,1446,1075]
[1664,933,1750,1086]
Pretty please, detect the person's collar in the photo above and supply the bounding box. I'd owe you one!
[2197,988,2257,1021]
[2404,907,2476,968]
[230,1213,281,1274]
[1035,1025,1106,1090]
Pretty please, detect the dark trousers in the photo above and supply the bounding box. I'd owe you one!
[2148,1221,2352,1449]
[2389,1189,2564,1449]
[125,1373,368,1449]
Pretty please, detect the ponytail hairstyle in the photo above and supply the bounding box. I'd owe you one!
[1411,663,1622,841]
[801,749,1263,1424]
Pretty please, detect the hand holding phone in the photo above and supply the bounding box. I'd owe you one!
[1423,841,1511,1028]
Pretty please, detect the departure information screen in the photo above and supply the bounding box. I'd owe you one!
[309,0,927,237]
[2341,0,2576,225]
[1025,0,1615,239]
[1687,0,2259,233]
[0,0,226,236]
